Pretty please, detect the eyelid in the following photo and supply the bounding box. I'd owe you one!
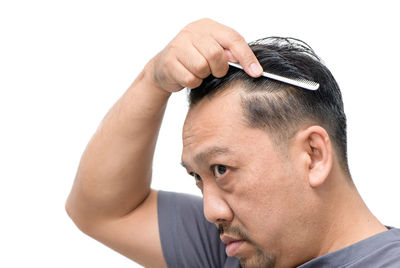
[189,172,203,183]
[211,164,228,178]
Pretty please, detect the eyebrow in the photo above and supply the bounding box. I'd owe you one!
[181,146,231,171]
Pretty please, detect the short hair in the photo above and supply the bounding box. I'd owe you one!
[188,37,350,175]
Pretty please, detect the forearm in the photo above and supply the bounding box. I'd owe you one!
[66,59,171,224]
[66,17,262,233]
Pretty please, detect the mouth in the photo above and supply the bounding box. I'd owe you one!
[221,235,246,257]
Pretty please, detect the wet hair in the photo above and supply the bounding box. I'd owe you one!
[188,37,350,175]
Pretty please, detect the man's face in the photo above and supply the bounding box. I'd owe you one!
[181,85,313,268]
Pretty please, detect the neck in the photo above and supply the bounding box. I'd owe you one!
[315,175,387,258]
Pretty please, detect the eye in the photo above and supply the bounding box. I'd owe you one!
[212,164,227,178]
[190,172,203,184]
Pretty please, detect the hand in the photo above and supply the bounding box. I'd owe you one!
[147,18,263,93]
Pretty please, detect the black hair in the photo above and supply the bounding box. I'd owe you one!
[188,37,350,175]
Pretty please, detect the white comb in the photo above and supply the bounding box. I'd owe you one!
[228,62,319,91]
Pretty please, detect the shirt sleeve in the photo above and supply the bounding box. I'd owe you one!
[157,190,238,268]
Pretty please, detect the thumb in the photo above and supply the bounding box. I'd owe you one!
[224,49,238,63]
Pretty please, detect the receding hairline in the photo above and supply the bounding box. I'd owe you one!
[187,37,350,177]
[192,78,350,175]
[188,78,326,151]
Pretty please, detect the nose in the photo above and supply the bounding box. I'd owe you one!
[202,185,233,224]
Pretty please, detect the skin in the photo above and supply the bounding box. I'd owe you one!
[66,18,263,268]
[66,18,387,268]
[181,86,388,267]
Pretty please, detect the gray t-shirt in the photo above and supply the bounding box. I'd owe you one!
[158,191,400,268]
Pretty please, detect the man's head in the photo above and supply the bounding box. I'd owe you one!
[189,37,349,174]
[181,37,353,267]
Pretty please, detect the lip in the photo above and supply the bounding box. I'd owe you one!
[221,235,245,257]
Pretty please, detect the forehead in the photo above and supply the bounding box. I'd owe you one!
[181,85,277,167]
[183,86,244,146]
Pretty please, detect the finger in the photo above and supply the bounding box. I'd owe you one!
[211,25,263,77]
[172,59,203,89]
[192,36,229,78]
[175,42,212,79]
[224,49,238,63]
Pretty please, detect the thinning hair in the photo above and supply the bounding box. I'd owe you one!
[189,37,350,175]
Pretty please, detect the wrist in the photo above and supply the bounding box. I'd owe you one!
[142,58,172,99]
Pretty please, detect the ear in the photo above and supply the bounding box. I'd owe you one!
[293,126,333,188]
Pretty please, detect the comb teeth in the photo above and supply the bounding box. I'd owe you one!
[228,62,319,91]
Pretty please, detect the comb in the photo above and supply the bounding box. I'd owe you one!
[228,62,319,91]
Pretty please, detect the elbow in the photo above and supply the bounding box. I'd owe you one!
[65,197,77,225]
[65,195,94,235]
[65,196,82,230]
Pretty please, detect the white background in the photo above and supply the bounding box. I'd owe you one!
[1,1,399,267]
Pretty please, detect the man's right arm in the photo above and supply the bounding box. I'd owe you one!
[65,57,172,267]
[65,18,263,268]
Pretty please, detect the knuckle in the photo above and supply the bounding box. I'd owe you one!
[207,45,223,61]
[213,64,229,78]
[229,31,245,44]
[242,54,257,66]
[194,17,212,25]
[165,42,178,57]
[200,17,212,24]
[182,74,195,86]
[189,78,203,88]
[178,27,196,42]
[231,38,246,50]
[163,54,176,70]
[183,75,202,88]
[179,26,193,36]
[186,18,214,33]
[193,59,210,78]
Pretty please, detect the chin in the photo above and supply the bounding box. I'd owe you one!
[238,252,276,268]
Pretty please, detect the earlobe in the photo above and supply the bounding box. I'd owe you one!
[305,127,333,188]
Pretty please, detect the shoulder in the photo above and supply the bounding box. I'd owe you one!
[343,227,400,267]
[299,227,400,268]
[369,228,400,262]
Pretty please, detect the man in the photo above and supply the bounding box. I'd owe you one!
[65,18,400,267]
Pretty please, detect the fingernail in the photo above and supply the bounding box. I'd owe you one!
[250,63,262,76]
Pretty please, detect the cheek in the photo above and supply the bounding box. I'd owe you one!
[231,165,285,225]
[230,160,300,241]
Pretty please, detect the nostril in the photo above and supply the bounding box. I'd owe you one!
[218,224,224,234]
[203,190,234,223]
